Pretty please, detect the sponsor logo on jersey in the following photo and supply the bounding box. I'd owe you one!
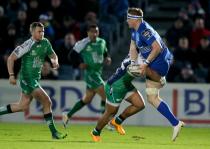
[31,50,36,56]
[142,29,152,40]
[86,46,92,51]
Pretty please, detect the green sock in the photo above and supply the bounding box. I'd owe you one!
[67,100,85,118]
[44,113,57,134]
[100,100,105,114]
[0,105,12,116]
[92,128,101,136]
[115,115,125,125]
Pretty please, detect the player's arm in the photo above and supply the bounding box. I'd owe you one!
[70,39,88,70]
[48,51,59,69]
[70,50,87,69]
[145,40,161,65]
[129,40,138,64]
[7,52,18,85]
[103,51,111,65]
[140,40,161,76]
[7,40,31,85]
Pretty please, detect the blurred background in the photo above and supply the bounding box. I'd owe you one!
[0,0,210,82]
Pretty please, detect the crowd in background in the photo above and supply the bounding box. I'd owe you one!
[0,0,210,83]
[0,0,134,80]
[165,0,210,83]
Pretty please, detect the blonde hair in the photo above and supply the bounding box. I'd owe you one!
[127,7,143,18]
[30,22,44,34]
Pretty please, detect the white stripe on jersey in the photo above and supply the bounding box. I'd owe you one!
[73,37,91,53]
[13,38,35,58]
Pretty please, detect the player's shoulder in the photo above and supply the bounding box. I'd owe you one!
[76,37,91,46]
[97,37,106,43]
[74,37,91,52]
[139,21,154,39]
[21,38,34,48]
[42,37,50,43]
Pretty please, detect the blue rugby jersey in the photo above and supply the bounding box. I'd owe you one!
[131,20,173,76]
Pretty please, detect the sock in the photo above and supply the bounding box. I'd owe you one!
[115,115,125,125]
[157,101,179,126]
[0,105,13,115]
[100,100,105,113]
[67,100,85,118]
[92,128,101,136]
[44,113,57,134]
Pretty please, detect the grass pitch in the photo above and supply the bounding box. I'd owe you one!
[0,122,209,149]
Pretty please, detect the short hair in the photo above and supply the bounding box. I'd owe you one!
[30,22,44,33]
[127,7,143,18]
[87,24,98,32]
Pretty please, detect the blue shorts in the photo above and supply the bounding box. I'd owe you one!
[149,50,173,76]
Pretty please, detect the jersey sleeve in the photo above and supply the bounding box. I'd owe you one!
[73,37,90,53]
[141,28,156,45]
[131,29,135,41]
[12,39,34,58]
[102,39,108,53]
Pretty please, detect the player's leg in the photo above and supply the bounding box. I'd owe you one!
[112,90,145,134]
[95,85,115,131]
[91,103,119,142]
[95,85,106,113]
[0,93,32,115]
[67,89,95,118]
[145,79,184,141]
[62,88,96,127]
[31,87,67,139]
[91,83,123,142]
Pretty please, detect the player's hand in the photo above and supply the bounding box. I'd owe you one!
[139,63,148,77]
[51,59,59,69]
[104,57,111,65]
[9,76,16,85]
[79,63,88,70]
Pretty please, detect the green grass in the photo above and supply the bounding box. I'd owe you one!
[0,123,209,149]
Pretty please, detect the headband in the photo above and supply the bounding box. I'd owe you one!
[127,13,143,19]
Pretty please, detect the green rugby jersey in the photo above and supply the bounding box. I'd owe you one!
[73,37,107,75]
[13,38,54,80]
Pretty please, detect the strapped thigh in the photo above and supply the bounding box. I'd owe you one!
[145,88,159,95]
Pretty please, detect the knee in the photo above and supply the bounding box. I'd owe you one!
[20,104,29,112]
[82,95,92,104]
[145,88,159,105]
[104,108,117,117]
[44,97,52,107]
[147,96,157,105]
[135,101,145,110]
[82,98,90,104]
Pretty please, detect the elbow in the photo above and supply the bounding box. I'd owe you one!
[7,55,12,63]
[7,54,17,63]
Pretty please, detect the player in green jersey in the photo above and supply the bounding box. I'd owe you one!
[0,22,67,139]
[62,24,111,127]
[90,56,146,142]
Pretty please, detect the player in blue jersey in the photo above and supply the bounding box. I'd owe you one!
[127,7,184,141]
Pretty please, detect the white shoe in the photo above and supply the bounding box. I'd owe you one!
[172,121,185,141]
[105,123,115,131]
[62,112,69,128]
